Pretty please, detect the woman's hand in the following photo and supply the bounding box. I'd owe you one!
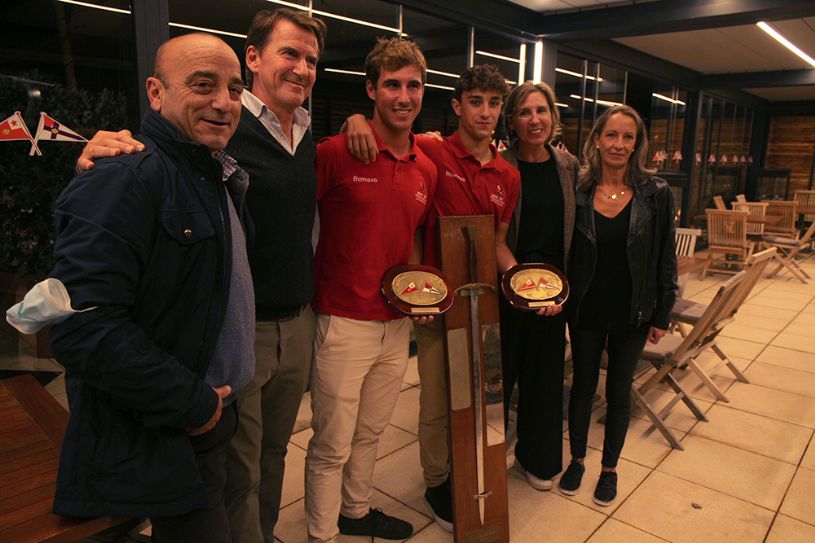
[536,304,563,317]
[647,326,667,344]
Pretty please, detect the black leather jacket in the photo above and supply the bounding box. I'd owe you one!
[568,176,677,330]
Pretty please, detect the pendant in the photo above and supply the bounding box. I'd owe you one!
[611,194,618,200]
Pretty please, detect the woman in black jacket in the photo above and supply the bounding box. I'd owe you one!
[559,105,677,506]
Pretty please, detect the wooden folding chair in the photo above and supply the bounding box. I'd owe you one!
[793,190,815,223]
[633,272,746,449]
[670,249,776,401]
[732,201,768,240]
[765,221,815,283]
[712,195,727,210]
[735,194,747,203]
[763,200,798,239]
[675,227,702,257]
[704,209,753,277]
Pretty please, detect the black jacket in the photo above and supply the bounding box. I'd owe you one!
[569,177,677,330]
[48,111,252,518]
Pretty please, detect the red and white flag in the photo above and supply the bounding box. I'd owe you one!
[30,112,87,156]
[0,111,40,155]
[517,278,536,291]
[422,281,441,295]
[400,282,418,295]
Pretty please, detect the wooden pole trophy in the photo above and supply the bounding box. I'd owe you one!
[439,215,509,543]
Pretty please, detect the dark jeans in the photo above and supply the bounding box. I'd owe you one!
[151,401,238,543]
[500,297,567,480]
[568,324,649,468]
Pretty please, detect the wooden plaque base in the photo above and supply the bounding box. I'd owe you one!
[439,215,509,543]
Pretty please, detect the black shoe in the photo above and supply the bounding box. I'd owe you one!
[424,478,453,532]
[593,471,618,506]
[558,461,585,496]
[338,507,413,540]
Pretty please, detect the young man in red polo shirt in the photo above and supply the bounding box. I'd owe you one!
[344,64,522,532]
[304,37,437,543]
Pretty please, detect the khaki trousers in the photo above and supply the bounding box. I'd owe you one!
[224,307,316,543]
[305,315,411,543]
[415,316,450,487]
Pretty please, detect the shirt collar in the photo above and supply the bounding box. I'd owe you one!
[241,90,311,130]
[368,120,417,161]
[214,150,239,182]
[448,130,498,166]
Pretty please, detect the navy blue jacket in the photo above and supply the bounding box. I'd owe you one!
[48,111,252,518]
[569,177,677,330]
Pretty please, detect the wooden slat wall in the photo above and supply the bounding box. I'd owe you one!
[766,115,815,193]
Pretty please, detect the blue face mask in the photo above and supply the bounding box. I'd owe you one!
[5,278,96,334]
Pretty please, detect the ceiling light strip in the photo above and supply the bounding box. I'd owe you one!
[426,83,455,91]
[264,0,405,35]
[652,92,686,106]
[569,94,623,107]
[57,0,131,15]
[427,69,460,79]
[476,50,521,64]
[324,68,366,76]
[168,22,247,38]
[555,67,603,82]
[757,21,815,68]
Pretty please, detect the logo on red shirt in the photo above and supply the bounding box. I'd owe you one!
[353,175,378,183]
[415,180,428,205]
[445,170,465,183]
[490,184,506,207]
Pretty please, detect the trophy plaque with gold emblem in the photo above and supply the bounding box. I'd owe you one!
[501,263,569,311]
[382,264,454,316]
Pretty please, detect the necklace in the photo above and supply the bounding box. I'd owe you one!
[599,186,627,200]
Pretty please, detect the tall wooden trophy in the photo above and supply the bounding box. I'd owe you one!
[439,215,509,543]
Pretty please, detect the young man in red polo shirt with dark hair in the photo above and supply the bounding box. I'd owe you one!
[304,37,437,543]
[344,64,522,532]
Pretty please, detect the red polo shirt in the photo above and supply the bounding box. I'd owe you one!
[314,128,438,320]
[418,131,520,268]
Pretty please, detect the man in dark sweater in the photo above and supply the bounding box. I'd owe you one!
[75,9,327,542]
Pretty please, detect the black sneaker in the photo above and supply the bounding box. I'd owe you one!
[338,507,413,540]
[593,471,618,506]
[424,478,453,532]
[558,461,585,495]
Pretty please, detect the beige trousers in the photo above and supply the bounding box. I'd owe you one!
[415,316,450,487]
[305,314,411,543]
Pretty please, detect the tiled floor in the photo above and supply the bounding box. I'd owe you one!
[3,251,815,542]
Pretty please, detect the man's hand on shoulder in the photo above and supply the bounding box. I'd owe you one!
[186,384,231,436]
[343,114,378,165]
[77,129,145,173]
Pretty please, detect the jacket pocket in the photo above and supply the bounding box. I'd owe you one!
[160,209,215,246]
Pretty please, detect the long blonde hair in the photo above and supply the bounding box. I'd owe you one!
[578,105,655,192]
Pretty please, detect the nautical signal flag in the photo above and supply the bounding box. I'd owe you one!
[0,111,41,155]
[400,282,418,295]
[30,112,87,156]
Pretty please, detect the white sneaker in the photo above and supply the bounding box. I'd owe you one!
[514,459,553,491]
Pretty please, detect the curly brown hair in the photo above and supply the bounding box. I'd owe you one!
[364,37,427,88]
[454,64,509,102]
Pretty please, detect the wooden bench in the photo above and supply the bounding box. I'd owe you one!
[0,374,128,542]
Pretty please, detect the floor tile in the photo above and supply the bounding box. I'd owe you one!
[725,382,815,428]
[613,471,774,543]
[372,441,426,514]
[506,475,606,543]
[735,303,798,320]
[585,410,679,468]
[756,345,815,375]
[389,386,420,435]
[552,445,651,514]
[631,386,713,433]
[690,404,812,465]
[657,435,795,510]
[779,467,815,525]
[280,443,307,508]
[711,336,766,360]
[765,514,815,543]
[772,331,815,354]
[586,519,670,543]
[744,362,815,399]
[743,295,811,312]
[790,312,815,326]
[782,321,815,336]
[801,435,815,471]
[732,314,791,333]
[720,323,777,343]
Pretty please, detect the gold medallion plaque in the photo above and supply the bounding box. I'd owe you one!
[382,265,454,315]
[509,269,564,301]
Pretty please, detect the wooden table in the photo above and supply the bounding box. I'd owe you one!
[0,375,127,542]
[678,255,707,277]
